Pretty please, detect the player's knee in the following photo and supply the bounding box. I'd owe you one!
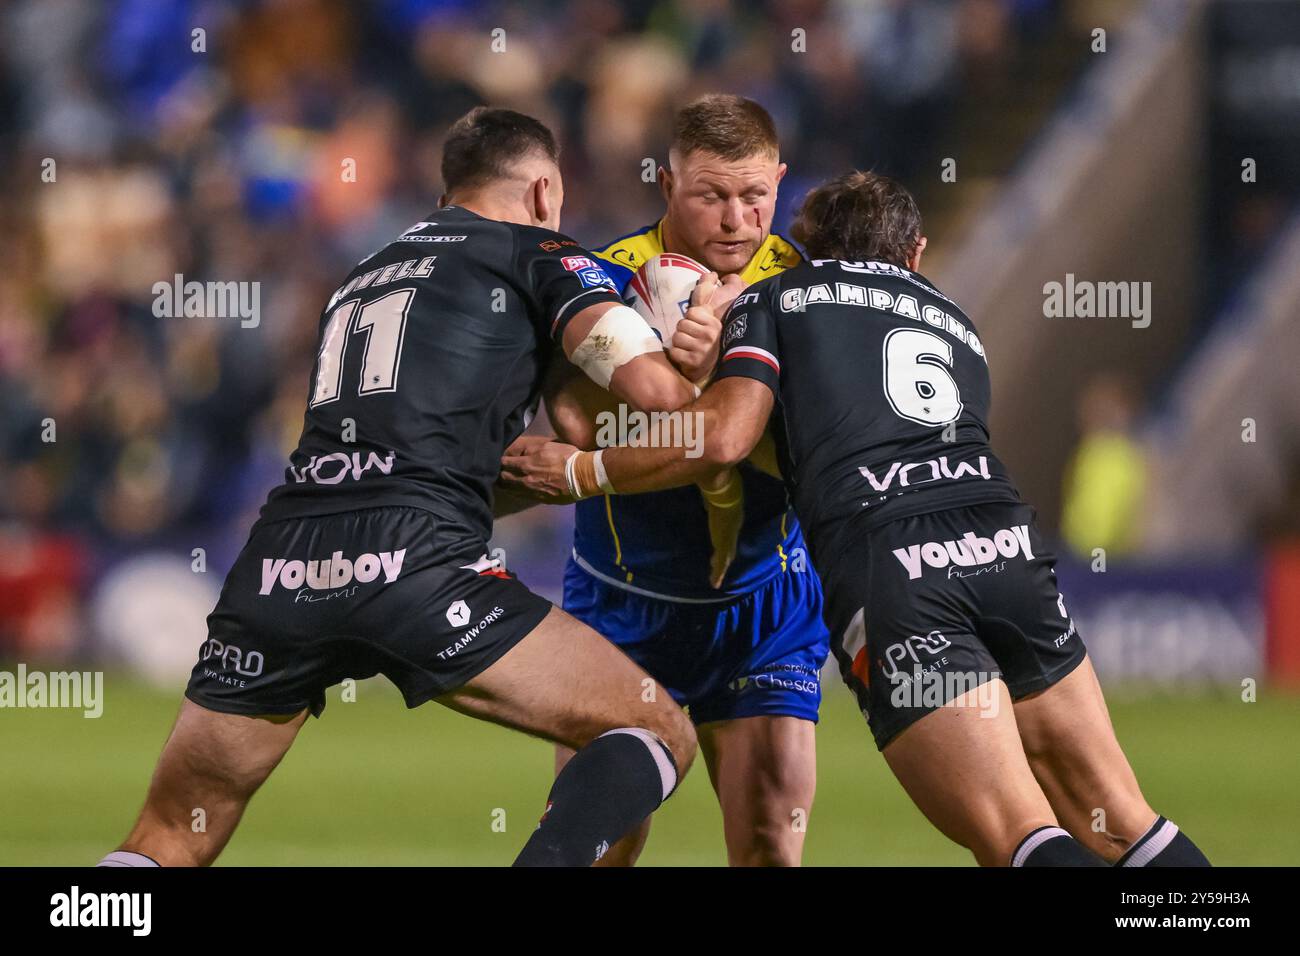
[644,705,697,778]
[731,824,802,867]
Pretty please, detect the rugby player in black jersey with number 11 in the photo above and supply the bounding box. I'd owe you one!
[504,171,1212,867]
[96,108,743,868]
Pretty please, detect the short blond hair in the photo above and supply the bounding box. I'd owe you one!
[670,94,779,163]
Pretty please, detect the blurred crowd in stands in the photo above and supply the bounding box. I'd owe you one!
[0,0,1105,660]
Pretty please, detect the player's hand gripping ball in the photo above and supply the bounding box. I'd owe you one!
[626,253,745,385]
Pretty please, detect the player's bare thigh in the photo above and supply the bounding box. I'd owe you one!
[1013,654,1155,861]
[882,679,1057,866]
[697,715,816,866]
[437,606,697,771]
[122,700,309,866]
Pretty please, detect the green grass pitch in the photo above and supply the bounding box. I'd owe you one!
[2,674,1297,865]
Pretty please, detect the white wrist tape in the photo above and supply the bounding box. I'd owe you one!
[565,450,616,500]
[564,451,584,500]
[592,449,615,494]
[569,304,663,390]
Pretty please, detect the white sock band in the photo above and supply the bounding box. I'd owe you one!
[599,727,678,801]
[1011,826,1072,867]
[1122,818,1180,867]
[97,850,160,867]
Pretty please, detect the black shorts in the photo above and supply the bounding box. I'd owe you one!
[185,507,552,718]
[824,502,1086,750]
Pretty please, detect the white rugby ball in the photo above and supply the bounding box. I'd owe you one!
[625,253,709,345]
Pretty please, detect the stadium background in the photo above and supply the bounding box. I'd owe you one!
[2,0,1298,865]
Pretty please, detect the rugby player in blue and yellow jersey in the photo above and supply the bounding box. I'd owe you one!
[542,96,830,866]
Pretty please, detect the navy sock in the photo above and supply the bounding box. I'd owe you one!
[1117,816,1211,867]
[1012,826,1108,866]
[513,728,678,867]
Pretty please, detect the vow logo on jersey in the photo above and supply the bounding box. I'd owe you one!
[860,455,991,492]
[289,450,395,485]
[892,525,1034,580]
[259,549,406,595]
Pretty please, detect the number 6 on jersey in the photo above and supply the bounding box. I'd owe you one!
[882,327,963,426]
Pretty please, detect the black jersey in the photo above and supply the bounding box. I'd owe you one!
[712,258,1022,567]
[261,206,622,549]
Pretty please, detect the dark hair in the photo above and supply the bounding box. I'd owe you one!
[791,171,923,266]
[670,94,779,162]
[440,106,559,195]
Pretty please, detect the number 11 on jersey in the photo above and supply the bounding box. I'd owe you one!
[311,288,415,407]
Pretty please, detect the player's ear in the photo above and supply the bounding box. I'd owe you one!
[909,236,928,272]
[775,162,787,185]
[531,176,552,227]
[658,166,673,203]
[437,193,449,208]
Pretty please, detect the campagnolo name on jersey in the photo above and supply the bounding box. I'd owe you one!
[779,269,985,361]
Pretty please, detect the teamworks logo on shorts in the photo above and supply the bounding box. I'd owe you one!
[892,525,1034,580]
[259,549,407,595]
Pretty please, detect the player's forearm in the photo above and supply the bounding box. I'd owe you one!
[571,405,746,496]
[602,441,722,495]
[544,375,601,449]
[607,351,699,413]
[563,301,698,413]
[502,379,770,501]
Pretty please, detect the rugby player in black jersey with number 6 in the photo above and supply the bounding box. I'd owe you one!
[96,108,743,868]
[503,171,1212,867]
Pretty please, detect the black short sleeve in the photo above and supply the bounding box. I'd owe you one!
[714,284,781,395]
[514,228,623,341]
